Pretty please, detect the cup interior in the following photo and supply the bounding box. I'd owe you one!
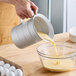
[33,16,49,35]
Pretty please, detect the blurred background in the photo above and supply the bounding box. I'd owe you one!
[0,0,76,45]
[31,0,76,34]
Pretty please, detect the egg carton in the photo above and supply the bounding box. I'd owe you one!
[0,56,24,76]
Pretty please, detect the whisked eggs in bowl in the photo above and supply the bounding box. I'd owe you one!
[37,43,76,72]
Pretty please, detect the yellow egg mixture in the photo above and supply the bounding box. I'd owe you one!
[37,32,74,72]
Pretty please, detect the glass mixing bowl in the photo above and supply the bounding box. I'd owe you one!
[37,42,76,72]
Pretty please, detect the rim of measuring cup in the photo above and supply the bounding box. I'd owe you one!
[37,43,76,59]
[32,13,54,40]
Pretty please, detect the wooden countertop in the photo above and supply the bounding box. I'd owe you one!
[0,32,76,76]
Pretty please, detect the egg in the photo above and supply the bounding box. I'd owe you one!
[4,68,10,76]
[4,68,9,73]
[6,72,10,76]
[4,63,10,69]
[0,66,6,76]
[9,66,16,72]
[6,70,11,76]
[15,69,23,76]
[10,71,15,76]
[0,61,5,66]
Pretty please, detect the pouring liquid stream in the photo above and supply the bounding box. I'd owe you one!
[37,32,74,72]
[37,32,60,64]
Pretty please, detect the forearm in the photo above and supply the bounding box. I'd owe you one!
[0,0,38,19]
[8,0,30,6]
[0,0,9,3]
[0,0,30,5]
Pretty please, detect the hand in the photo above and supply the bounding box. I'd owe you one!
[13,0,38,19]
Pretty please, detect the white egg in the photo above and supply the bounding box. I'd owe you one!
[4,68,10,75]
[9,66,16,72]
[4,63,10,69]
[10,71,15,76]
[0,61,5,66]
[6,70,11,76]
[15,69,23,76]
[0,66,6,76]
[15,70,17,76]
[6,73,10,76]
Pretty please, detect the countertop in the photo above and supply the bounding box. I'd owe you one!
[0,32,76,76]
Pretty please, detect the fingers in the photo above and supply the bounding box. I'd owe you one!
[25,8,34,18]
[17,6,34,19]
[30,1,38,14]
[16,1,38,19]
[21,1,38,19]
[17,12,28,19]
[21,8,34,19]
[22,10,29,18]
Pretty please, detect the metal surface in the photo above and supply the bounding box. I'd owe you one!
[11,14,54,48]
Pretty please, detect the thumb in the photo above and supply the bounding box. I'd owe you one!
[30,1,38,14]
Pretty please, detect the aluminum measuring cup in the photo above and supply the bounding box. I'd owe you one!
[11,14,54,48]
